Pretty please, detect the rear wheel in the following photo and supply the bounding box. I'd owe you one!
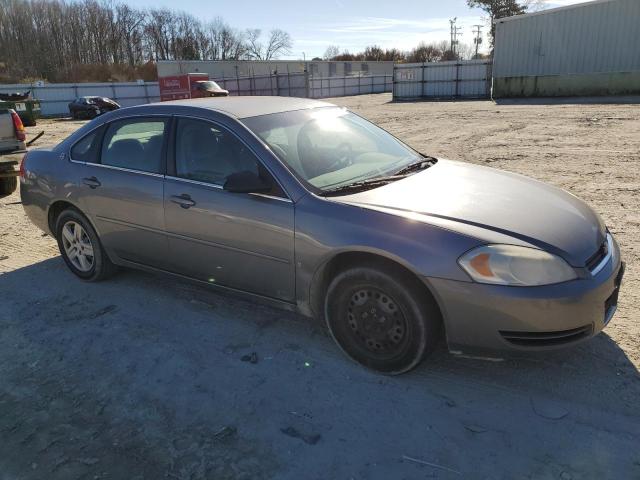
[55,209,117,281]
[0,176,17,196]
[325,266,441,374]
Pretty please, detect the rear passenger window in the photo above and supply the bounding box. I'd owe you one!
[101,119,167,173]
[71,129,101,163]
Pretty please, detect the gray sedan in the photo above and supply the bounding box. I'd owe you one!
[20,97,624,374]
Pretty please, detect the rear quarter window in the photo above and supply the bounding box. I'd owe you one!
[70,128,102,163]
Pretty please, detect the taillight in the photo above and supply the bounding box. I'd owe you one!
[11,110,26,142]
[20,152,28,178]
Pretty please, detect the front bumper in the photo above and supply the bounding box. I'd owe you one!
[427,239,625,355]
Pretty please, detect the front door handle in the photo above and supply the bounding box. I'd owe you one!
[171,194,196,209]
[82,176,101,189]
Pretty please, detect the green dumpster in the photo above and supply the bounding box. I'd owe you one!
[0,99,41,127]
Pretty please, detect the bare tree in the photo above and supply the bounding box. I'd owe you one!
[245,29,291,60]
[456,42,475,60]
[323,45,340,61]
[406,42,443,63]
[245,28,263,60]
[264,29,292,60]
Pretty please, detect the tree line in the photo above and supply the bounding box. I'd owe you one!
[0,0,292,83]
[0,0,532,83]
[321,41,483,64]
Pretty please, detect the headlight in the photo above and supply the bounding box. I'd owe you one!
[458,244,577,286]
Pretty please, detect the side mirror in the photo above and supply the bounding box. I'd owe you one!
[224,170,272,194]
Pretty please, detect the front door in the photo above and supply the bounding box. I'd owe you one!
[163,117,295,302]
[72,117,170,268]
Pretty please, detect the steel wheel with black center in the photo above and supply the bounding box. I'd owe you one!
[325,266,441,374]
[55,209,117,281]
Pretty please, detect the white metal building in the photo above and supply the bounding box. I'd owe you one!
[492,0,640,97]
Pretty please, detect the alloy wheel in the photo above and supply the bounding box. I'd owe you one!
[61,221,94,272]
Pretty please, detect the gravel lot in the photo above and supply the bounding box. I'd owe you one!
[1,95,638,479]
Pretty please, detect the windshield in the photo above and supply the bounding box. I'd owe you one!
[198,81,222,90]
[242,107,424,191]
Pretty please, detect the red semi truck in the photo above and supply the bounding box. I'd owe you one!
[159,73,229,101]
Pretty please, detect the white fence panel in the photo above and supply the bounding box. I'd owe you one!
[0,73,392,116]
[393,60,492,100]
[0,82,159,115]
[308,75,392,99]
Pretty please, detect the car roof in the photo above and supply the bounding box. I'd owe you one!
[153,96,336,119]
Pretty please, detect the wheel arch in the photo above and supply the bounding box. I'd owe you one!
[308,249,444,325]
[47,200,97,235]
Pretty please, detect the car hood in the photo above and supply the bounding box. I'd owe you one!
[331,159,606,267]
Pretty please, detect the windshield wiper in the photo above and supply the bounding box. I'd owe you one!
[321,175,406,196]
[394,157,437,176]
[320,156,437,197]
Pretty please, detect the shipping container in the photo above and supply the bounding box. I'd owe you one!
[493,0,640,97]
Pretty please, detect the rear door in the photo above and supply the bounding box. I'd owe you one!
[72,117,170,268]
[163,117,295,301]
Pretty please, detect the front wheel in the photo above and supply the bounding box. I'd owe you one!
[325,266,441,375]
[55,209,117,281]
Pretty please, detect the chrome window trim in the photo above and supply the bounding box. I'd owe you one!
[590,233,614,277]
[173,114,292,202]
[77,161,165,178]
[165,175,223,190]
[250,192,293,203]
[164,175,293,203]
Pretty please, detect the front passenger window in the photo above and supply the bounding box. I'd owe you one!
[175,118,259,186]
[101,119,167,174]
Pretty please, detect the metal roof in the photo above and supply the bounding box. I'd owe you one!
[141,96,335,119]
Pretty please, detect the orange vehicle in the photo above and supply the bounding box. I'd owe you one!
[159,73,229,101]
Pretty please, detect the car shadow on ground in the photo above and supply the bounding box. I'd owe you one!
[1,258,638,479]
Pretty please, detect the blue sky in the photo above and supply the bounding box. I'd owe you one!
[129,0,593,59]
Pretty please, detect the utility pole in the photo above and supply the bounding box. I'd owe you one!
[449,17,463,59]
[472,25,483,59]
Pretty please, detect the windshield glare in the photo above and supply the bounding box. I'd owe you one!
[199,81,222,90]
[242,107,422,191]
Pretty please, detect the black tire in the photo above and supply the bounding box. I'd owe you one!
[325,266,441,375]
[55,209,117,281]
[0,176,18,196]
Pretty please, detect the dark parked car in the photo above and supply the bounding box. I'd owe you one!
[193,80,229,97]
[68,96,120,120]
[20,97,624,374]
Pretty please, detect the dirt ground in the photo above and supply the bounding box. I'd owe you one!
[0,94,638,479]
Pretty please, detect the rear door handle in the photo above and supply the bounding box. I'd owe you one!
[82,176,101,189]
[171,194,196,209]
